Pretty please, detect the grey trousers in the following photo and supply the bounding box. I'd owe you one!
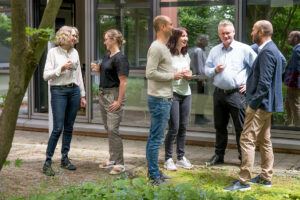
[99,87,125,165]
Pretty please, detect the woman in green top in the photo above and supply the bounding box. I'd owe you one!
[164,27,193,171]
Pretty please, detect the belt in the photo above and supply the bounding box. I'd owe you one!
[51,83,76,88]
[215,87,239,94]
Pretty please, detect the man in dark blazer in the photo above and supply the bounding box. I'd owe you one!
[284,31,300,126]
[224,20,286,192]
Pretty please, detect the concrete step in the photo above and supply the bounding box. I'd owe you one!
[16,118,300,152]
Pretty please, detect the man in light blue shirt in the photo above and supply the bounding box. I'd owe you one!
[205,20,257,166]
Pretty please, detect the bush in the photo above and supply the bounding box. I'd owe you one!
[26,177,245,200]
[0,93,7,107]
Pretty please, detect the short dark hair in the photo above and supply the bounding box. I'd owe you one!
[196,34,209,47]
[167,27,189,56]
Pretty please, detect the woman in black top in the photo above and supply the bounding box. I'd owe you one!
[91,29,129,175]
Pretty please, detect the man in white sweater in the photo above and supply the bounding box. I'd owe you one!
[145,15,183,186]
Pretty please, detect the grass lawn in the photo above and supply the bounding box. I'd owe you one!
[3,167,300,200]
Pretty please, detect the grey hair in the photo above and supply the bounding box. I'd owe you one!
[72,26,79,44]
[218,20,234,30]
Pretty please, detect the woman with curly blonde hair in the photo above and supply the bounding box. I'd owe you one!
[43,26,86,176]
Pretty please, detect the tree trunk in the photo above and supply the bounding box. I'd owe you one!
[0,0,62,171]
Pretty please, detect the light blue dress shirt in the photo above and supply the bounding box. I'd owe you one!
[205,40,257,90]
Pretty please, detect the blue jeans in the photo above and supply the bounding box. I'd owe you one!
[165,93,191,161]
[46,85,80,161]
[146,95,172,179]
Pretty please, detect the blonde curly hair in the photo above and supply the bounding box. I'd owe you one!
[54,26,73,46]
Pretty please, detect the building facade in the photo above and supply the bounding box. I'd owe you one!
[1,0,300,151]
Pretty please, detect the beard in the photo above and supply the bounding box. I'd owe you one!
[252,34,261,45]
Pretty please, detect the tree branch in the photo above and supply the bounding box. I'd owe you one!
[10,0,27,70]
[26,0,63,82]
[280,5,298,51]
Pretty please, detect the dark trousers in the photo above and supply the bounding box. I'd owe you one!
[46,86,80,161]
[165,93,191,161]
[213,88,245,157]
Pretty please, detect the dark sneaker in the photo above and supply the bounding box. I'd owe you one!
[223,180,251,192]
[206,154,224,167]
[61,156,76,170]
[159,170,172,180]
[249,175,271,187]
[43,160,55,176]
[151,177,168,186]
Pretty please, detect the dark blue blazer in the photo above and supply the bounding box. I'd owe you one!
[246,41,286,112]
[284,44,300,88]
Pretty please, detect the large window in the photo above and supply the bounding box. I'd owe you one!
[0,0,29,115]
[93,0,236,130]
[92,0,152,125]
[32,0,87,118]
[0,0,11,65]
[160,0,235,130]
[96,0,151,68]
[246,0,300,129]
[0,0,10,105]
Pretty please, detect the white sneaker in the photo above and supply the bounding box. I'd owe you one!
[176,157,194,169]
[164,158,177,171]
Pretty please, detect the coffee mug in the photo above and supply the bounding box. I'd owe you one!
[72,61,78,70]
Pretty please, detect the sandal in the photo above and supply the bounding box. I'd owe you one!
[99,161,115,169]
[109,165,125,175]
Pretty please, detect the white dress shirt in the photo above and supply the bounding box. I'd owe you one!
[205,40,257,90]
[43,46,85,97]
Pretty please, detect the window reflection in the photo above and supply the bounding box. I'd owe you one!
[96,1,151,68]
[0,0,11,64]
[161,2,235,129]
[246,1,300,128]
[94,0,152,124]
[94,0,237,130]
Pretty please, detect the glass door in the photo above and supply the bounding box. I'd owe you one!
[160,0,235,130]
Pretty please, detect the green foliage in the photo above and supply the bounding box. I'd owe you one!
[0,16,54,46]
[126,78,147,108]
[5,168,300,200]
[0,93,7,107]
[26,177,243,200]
[3,160,10,166]
[246,5,300,57]
[92,83,99,97]
[25,27,54,41]
[0,13,11,47]
[178,6,235,47]
[2,159,23,168]
[14,158,23,168]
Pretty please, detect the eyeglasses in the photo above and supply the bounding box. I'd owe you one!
[72,34,79,38]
